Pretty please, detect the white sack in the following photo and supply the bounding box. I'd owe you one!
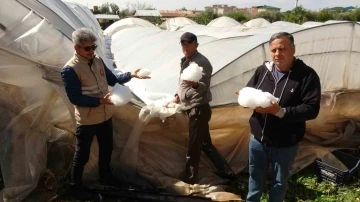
[110,84,133,106]
[238,87,279,109]
[137,68,151,77]
[180,63,203,82]
[139,97,184,122]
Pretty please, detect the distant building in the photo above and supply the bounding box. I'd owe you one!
[159,10,196,19]
[132,10,162,25]
[92,6,100,14]
[252,5,281,15]
[133,10,196,21]
[328,6,356,12]
[189,9,204,15]
[205,4,238,15]
[236,7,252,14]
[94,14,120,29]
[205,4,270,15]
[133,10,161,17]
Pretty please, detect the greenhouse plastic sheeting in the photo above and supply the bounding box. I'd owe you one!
[160,17,198,31]
[104,17,156,36]
[111,22,360,106]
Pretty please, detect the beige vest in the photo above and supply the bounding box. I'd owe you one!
[64,53,114,125]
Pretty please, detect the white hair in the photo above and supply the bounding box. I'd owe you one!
[72,28,97,46]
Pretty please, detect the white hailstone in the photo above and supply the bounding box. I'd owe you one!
[137,68,151,77]
[109,84,133,106]
[238,87,279,109]
[180,63,203,82]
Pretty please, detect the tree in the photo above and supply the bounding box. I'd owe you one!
[283,6,316,24]
[316,9,335,22]
[334,12,355,21]
[351,8,360,21]
[109,3,119,15]
[125,0,155,11]
[225,12,251,23]
[118,10,127,18]
[192,10,218,25]
[254,11,284,23]
[99,3,110,14]
[120,0,155,16]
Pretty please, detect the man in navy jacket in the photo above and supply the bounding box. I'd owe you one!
[61,28,148,200]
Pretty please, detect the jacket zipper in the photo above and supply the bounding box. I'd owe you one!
[260,69,291,142]
[261,72,277,142]
[277,70,291,103]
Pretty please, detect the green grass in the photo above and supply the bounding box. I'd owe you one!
[228,166,360,202]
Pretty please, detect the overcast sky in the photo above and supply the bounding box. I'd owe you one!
[67,0,359,12]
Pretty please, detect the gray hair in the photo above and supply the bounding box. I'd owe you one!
[72,28,97,46]
[269,32,294,46]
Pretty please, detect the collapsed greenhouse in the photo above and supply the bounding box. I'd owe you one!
[0,0,360,201]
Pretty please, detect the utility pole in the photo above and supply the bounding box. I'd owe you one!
[295,0,298,8]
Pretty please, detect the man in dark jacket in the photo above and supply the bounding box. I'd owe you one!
[169,32,235,184]
[243,32,321,202]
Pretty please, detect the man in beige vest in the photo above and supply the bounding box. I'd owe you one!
[61,28,148,200]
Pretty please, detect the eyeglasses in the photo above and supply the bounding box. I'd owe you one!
[81,44,97,51]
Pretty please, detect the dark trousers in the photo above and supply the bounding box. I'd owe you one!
[70,118,113,187]
[185,104,230,184]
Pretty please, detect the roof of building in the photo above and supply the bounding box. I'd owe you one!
[159,10,196,18]
[189,10,203,14]
[254,5,280,9]
[94,14,120,20]
[207,5,237,8]
[133,10,161,17]
[329,6,356,11]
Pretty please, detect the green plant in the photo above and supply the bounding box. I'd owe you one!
[225,11,251,23]
[192,10,218,25]
[254,11,284,23]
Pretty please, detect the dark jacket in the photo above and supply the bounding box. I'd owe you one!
[247,58,321,147]
[177,51,212,107]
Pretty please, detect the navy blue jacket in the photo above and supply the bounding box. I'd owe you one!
[61,59,131,107]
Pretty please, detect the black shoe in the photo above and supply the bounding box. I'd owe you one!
[215,171,237,180]
[70,186,94,201]
[99,175,122,187]
[215,165,237,180]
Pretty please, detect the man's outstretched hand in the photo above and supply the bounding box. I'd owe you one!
[131,68,151,79]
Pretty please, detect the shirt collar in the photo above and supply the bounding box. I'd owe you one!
[181,50,199,63]
[74,52,95,66]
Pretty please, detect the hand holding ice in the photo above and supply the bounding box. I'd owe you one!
[181,63,203,82]
[109,84,133,106]
[137,68,151,77]
[238,87,279,109]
